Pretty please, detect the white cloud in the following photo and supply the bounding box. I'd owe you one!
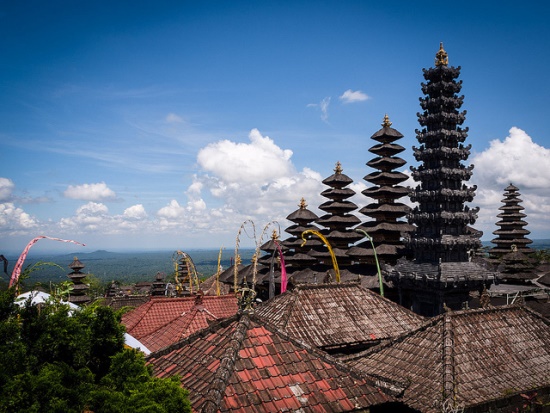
[59,202,153,234]
[307,97,331,123]
[123,204,148,219]
[0,202,38,231]
[472,127,550,189]
[156,200,187,230]
[339,89,369,103]
[190,129,325,233]
[197,129,294,184]
[64,182,116,201]
[0,178,14,202]
[471,127,550,239]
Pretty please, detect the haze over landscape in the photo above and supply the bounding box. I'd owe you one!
[1,1,549,255]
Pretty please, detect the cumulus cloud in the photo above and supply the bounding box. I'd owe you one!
[0,178,14,202]
[471,127,550,239]
[59,202,154,234]
[123,204,148,219]
[64,182,116,201]
[307,97,331,123]
[189,129,325,233]
[157,200,185,221]
[472,127,550,189]
[197,129,294,184]
[339,89,369,103]
[0,202,38,232]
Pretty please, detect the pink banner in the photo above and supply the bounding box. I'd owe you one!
[274,241,287,294]
[9,236,86,288]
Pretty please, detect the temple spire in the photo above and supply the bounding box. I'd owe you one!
[435,42,448,66]
[382,114,392,127]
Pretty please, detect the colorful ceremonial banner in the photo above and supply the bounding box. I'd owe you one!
[275,241,288,293]
[9,236,86,288]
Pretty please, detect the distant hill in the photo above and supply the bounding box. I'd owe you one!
[0,249,256,288]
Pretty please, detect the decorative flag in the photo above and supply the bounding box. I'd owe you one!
[275,240,288,294]
[9,236,86,288]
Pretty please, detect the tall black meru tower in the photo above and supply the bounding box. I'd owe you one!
[387,43,496,316]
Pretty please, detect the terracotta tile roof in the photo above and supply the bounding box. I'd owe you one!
[102,295,150,310]
[121,294,238,352]
[255,283,425,353]
[345,305,550,413]
[148,312,394,412]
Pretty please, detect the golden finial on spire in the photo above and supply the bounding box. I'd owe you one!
[435,42,448,66]
[271,229,279,240]
[382,114,392,127]
[334,161,343,174]
[299,197,308,209]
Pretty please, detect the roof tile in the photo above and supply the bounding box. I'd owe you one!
[148,312,391,412]
[255,283,425,353]
[121,294,238,352]
[346,305,550,413]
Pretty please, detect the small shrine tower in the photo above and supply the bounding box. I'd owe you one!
[282,197,322,270]
[387,44,496,316]
[314,162,363,266]
[67,257,90,305]
[490,184,534,258]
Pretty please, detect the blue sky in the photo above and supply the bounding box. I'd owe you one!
[1,1,549,255]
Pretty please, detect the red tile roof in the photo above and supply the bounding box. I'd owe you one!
[121,294,238,352]
[148,312,394,412]
[345,305,550,413]
[255,282,426,353]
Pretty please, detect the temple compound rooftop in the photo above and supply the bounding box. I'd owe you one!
[255,282,425,356]
[122,293,238,353]
[147,302,399,413]
[345,305,550,413]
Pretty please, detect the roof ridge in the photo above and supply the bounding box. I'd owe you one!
[148,313,240,357]
[518,305,550,327]
[295,281,360,290]
[200,313,250,413]
[123,300,154,332]
[176,305,201,340]
[342,314,444,362]
[278,292,299,331]
[441,313,456,404]
[449,303,529,318]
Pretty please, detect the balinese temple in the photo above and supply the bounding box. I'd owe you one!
[496,245,537,283]
[490,183,534,258]
[387,43,496,316]
[313,161,363,266]
[150,271,167,296]
[256,230,287,299]
[281,198,322,272]
[67,256,90,305]
[349,115,414,265]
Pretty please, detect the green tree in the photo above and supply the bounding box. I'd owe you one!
[0,288,191,413]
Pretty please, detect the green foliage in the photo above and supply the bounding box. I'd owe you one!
[84,273,108,300]
[532,249,550,265]
[89,350,191,413]
[0,288,191,413]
